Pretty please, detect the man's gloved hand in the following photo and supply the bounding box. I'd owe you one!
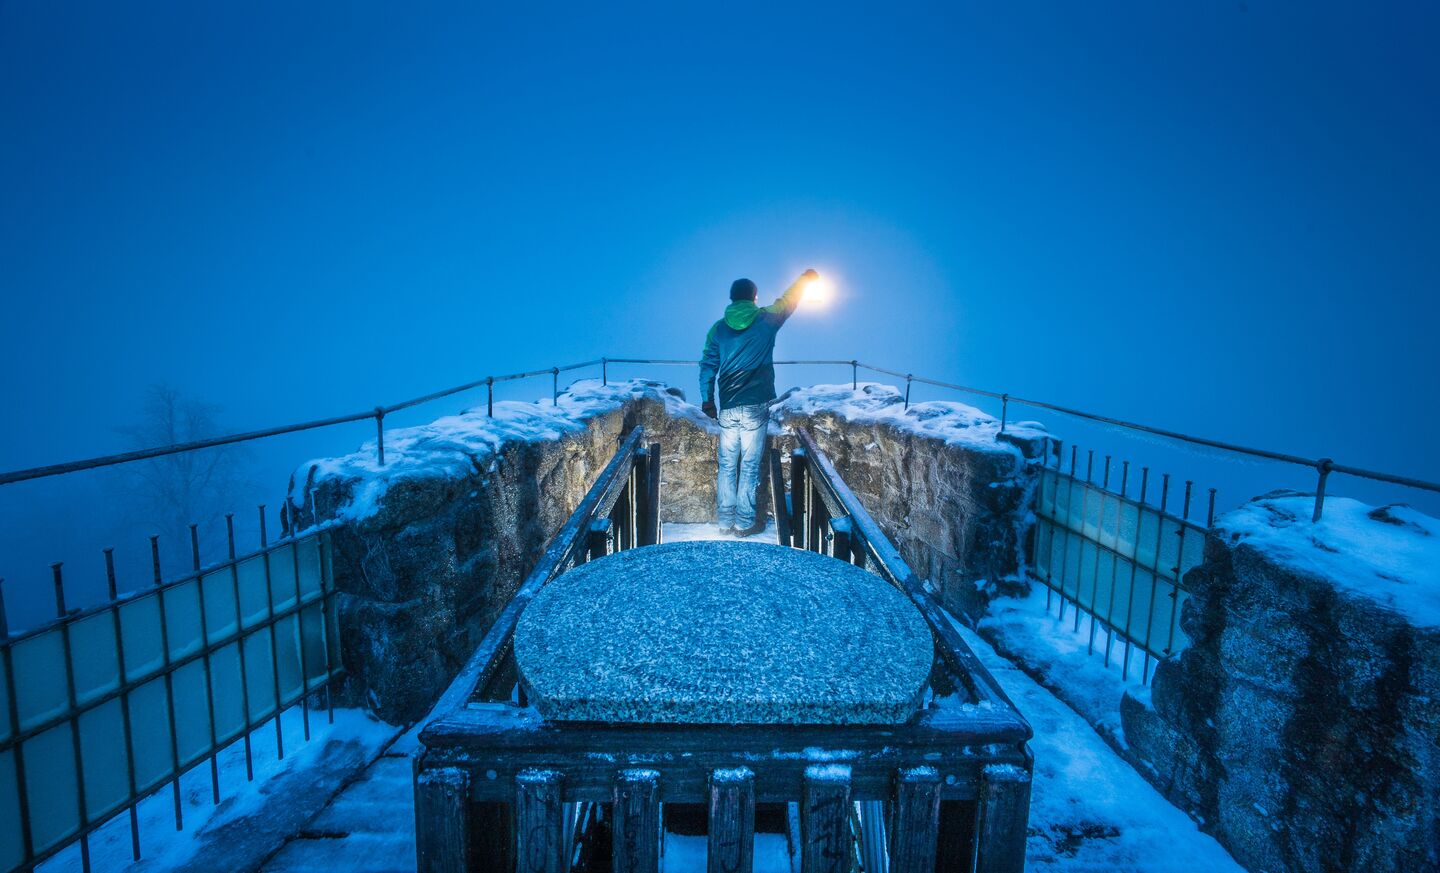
[702,401,718,420]
[802,268,819,281]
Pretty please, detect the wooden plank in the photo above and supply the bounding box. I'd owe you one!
[516,768,566,873]
[790,449,808,549]
[613,768,660,873]
[708,767,755,873]
[974,764,1031,873]
[889,766,941,873]
[801,765,853,873]
[831,527,852,566]
[645,442,662,545]
[769,448,792,547]
[414,765,471,873]
[587,518,614,562]
[936,800,978,873]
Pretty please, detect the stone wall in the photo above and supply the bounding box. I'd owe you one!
[1121,492,1440,873]
[295,380,1046,724]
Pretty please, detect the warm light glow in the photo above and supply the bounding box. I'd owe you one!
[805,274,834,307]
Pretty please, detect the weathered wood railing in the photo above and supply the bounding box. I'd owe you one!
[414,425,1032,873]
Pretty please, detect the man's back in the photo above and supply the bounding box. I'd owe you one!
[700,273,810,411]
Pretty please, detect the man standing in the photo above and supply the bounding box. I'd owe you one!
[699,269,817,536]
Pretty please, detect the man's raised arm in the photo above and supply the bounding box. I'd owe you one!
[762,269,818,323]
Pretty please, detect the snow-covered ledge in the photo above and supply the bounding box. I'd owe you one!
[290,379,1048,723]
[1122,492,1440,872]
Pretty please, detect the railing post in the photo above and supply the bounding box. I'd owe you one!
[415,766,473,872]
[1312,458,1334,522]
[516,769,566,873]
[975,764,1031,873]
[602,357,609,386]
[889,766,940,873]
[374,407,386,465]
[801,764,853,873]
[708,767,755,873]
[587,518,614,562]
[1207,487,1217,528]
[552,367,560,404]
[769,448,792,547]
[487,376,494,416]
[613,769,660,873]
[999,393,1009,434]
[850,359,857,390]
[904,375,913,410]
[791,449,809,550]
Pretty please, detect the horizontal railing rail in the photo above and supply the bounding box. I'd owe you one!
[3,357,1436,521]
[1,515,343,873]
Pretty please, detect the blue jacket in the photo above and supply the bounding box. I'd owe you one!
[699,278,807,410]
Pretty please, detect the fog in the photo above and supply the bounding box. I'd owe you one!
[4,2,1438,630]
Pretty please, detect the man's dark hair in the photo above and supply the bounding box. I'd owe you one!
[729,278,758,301]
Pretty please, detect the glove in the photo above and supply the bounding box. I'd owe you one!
[802,268,819,281]
[702,401,718,420]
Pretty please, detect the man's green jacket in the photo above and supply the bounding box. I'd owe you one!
[699,278,806,410]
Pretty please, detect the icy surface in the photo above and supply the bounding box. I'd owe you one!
[772,382,1046,453]
[1220,494,1440,627]
[299,379,709,521]
[953,618,1243,872]
[979,586,1148,747]
[39,709,398,873]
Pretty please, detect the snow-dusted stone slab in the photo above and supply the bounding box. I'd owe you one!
[514,541,934,724]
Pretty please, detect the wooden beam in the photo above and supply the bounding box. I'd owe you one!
[645,442,662,545]
[613,769,660,873]
[974,764,1031,873]
[587,518,614,562]
[890,766,941,873]
[414,765,472,873]
[708,767,755,873]
[801,765,853,873]
[516,768,566,873]
[769,447,792,547]
[790,449,808,550]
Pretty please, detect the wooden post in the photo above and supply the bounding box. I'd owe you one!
[613,769,661,873]
[708,767,755,873]
[790,449,809,550]
[769,448,792,547]
[587,518,613,562]
[516,768,566,873]
[801,765,853,873]
[644,442,662,545]
[831,525,852,566]
[414,765,472,873]
[975,764,1031,873]
[890,766,941,873]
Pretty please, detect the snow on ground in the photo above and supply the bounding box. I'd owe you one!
[1219,493,1440,627]
[301,379,712,521]
[662,520,779,545]
[949,616,1243,872]
[40,708,398,873]
[978,585,1150,749]
[773,382,1047,453]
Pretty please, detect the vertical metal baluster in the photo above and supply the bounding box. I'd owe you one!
[1076,451,1094,634]
[1103,463,1130,668]
[1207,488,1217,528]
[151,537,185,830]
[486,376,494,417]
[552,367,560,403]
[1121,468,1149,682]
[1164,483,1194,662]
[850,359,857,390]
[0,576,36,867]
[602,357,609,386]
[259,507,285,759]
[1312,459,1333,522]
[374,408,386,466]
[227,515,255,780]
[290,522,311,741]
[1088,457,1111,655]
[1038,438,1053,612]
[191,525,222,805]
[53,564,92,872]
[1056,446,1079,624]
[1141,475,1171,684]
[903,375,912,410]
[318,528,336,725]
[105,550,143,860]
[999,393,1009,434]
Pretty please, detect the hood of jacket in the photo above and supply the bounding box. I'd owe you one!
[723,300,761,331]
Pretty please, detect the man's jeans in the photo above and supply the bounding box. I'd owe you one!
[716,403,768,529]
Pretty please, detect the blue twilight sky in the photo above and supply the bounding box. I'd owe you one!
[2,2,1438,613]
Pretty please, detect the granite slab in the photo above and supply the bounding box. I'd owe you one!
[514,541,934,724]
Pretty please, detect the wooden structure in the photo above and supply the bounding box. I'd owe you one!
[414,426,1032,872]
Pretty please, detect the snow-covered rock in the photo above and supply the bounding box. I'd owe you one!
[291,379,1047,723]
[1121,490,1440,873]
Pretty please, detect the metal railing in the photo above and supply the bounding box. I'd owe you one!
[1029,442,1211,684]
[0,513,341,873]
[4,357,1436,524]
